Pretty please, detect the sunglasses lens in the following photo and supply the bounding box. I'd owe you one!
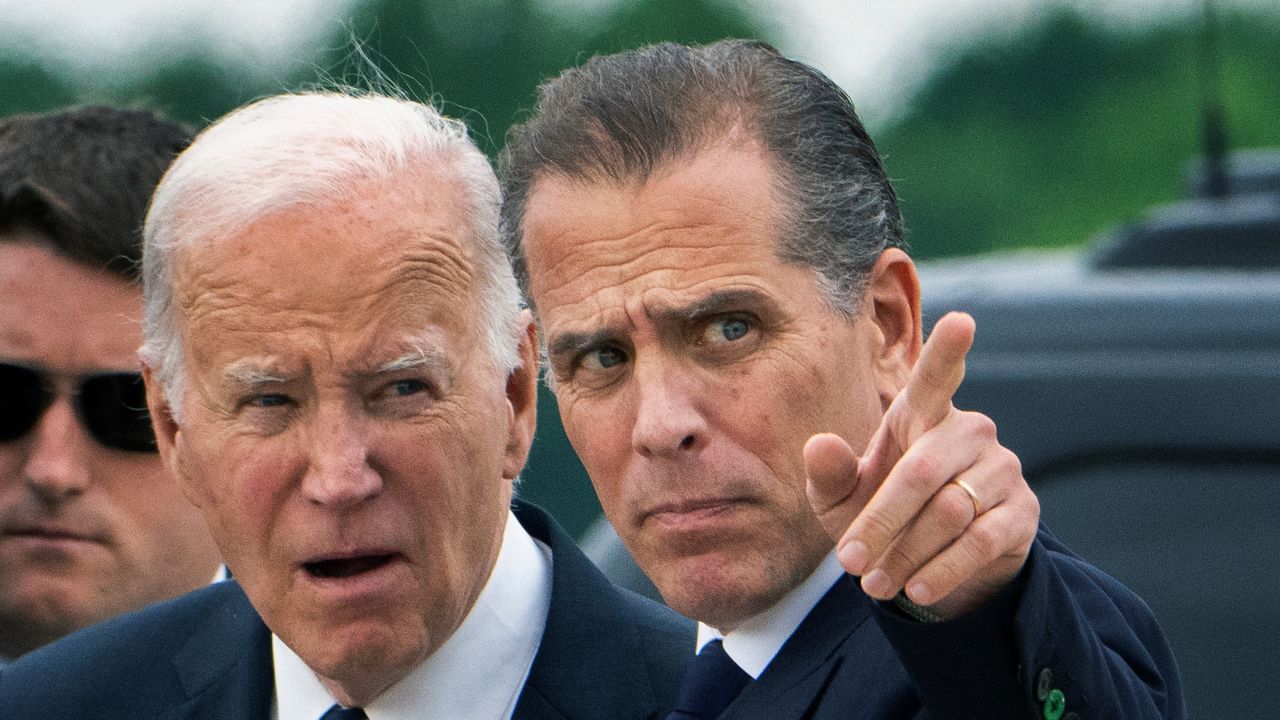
[79,373,157,452]
[0,364,49,441]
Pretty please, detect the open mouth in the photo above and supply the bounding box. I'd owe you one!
[303,554,396,579]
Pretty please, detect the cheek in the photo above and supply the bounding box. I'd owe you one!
[775,342,883,441]
[0,445,24,482]
[558,398,628,485]
[178,432,294,544]
[95,457,186,521]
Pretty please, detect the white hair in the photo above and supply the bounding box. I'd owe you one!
[140,92,524,419]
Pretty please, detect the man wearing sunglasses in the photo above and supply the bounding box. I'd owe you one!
[0,107,221,662]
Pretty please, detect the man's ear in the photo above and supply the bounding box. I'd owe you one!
[502,310,540,481]
[864,248,922,407]
[142,364,205,509]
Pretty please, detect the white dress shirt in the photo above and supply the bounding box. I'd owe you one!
[273,510,554,720]
[695,550,844,678]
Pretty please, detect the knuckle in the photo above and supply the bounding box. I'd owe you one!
[1021,489,1041,522]
[859,512,898,545]
[936,489,974,529]
[1014,506,1040,548]
[924,557,965,593]
[806,483,841,514]
[966,521,1001,561]
[997,447,1023,478]
[901,454,941,488]
[966,411,998,440]
[917,358,946,388]
[884,544,921,575]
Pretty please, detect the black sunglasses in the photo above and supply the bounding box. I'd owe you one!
[0,362,157,453]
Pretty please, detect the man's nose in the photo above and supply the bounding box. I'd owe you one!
[299,409,382,508]
[629,359,709,459]
[21,400,93,502]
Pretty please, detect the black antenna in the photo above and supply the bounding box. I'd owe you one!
[1199,0,1230,198]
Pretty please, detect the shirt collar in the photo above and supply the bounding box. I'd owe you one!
[273,510,553,720]
[695,550,844,678]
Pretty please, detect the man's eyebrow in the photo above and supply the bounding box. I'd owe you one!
[548,329,615,361]
[222,360,291,386]
[375,344,450,374]
[660,288,771,323]
[546,288,772,360]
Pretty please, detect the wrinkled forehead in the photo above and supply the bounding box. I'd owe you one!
[521,139,788,309]
[172,178,483,340]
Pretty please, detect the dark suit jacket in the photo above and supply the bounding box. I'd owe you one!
[0,501,694,720]
[721,528,1186,720]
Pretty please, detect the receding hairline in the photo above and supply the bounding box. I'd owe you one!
[165,165,491,321]
[517,121,790,255]
[160,143,481,259]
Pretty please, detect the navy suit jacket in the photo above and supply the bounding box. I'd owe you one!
[720,528,1185,719]
[0,501,694,720]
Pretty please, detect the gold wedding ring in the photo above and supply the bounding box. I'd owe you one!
[950,479,981,517]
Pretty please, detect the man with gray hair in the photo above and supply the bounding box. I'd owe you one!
[0,91,692,719]
[500,40,1184,719]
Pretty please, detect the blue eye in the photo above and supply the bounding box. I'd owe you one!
[582,346,627,371]
[704,316,752,344]
[251,394,290,408]
[720,318,749,341]
[390,379,428,397]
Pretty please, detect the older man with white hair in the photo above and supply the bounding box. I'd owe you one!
[0,92,692,720]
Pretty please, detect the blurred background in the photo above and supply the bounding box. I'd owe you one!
[4,0,1278,535]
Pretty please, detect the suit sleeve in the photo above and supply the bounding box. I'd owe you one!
[870,528,1186,720]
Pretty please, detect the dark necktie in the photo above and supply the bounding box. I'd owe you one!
[666,638,753,720]
[319,705,367,720]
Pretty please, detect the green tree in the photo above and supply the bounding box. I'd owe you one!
[0,56,78,114]
[307,0,767,155]
[877,8,1280,259]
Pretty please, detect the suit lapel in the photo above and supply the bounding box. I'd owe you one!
[511,501,691,720]
[723,575,874,719]
[161,581,275,720]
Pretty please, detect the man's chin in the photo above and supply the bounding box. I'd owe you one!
[0,589,115,657]
[289,622,431,703]
[642,551,784,630]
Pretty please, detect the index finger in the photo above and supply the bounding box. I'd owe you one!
[894,311,975,441]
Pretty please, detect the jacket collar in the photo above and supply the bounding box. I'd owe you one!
[166,581,274,719]
[723,575,874,718]
[512,500,693,720]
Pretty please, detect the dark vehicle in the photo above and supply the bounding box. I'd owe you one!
[574,149,1280,718]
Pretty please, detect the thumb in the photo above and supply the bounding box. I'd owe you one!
[804,433,862,541]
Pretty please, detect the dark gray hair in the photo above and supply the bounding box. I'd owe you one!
[0,106,191,280]
[498,39,905,315]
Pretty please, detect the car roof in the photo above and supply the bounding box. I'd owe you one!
[918,250,1280,475]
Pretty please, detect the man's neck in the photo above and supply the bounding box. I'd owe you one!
[696,551,845,678]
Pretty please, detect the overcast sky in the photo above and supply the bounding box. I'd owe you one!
[1,0,1272,127]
